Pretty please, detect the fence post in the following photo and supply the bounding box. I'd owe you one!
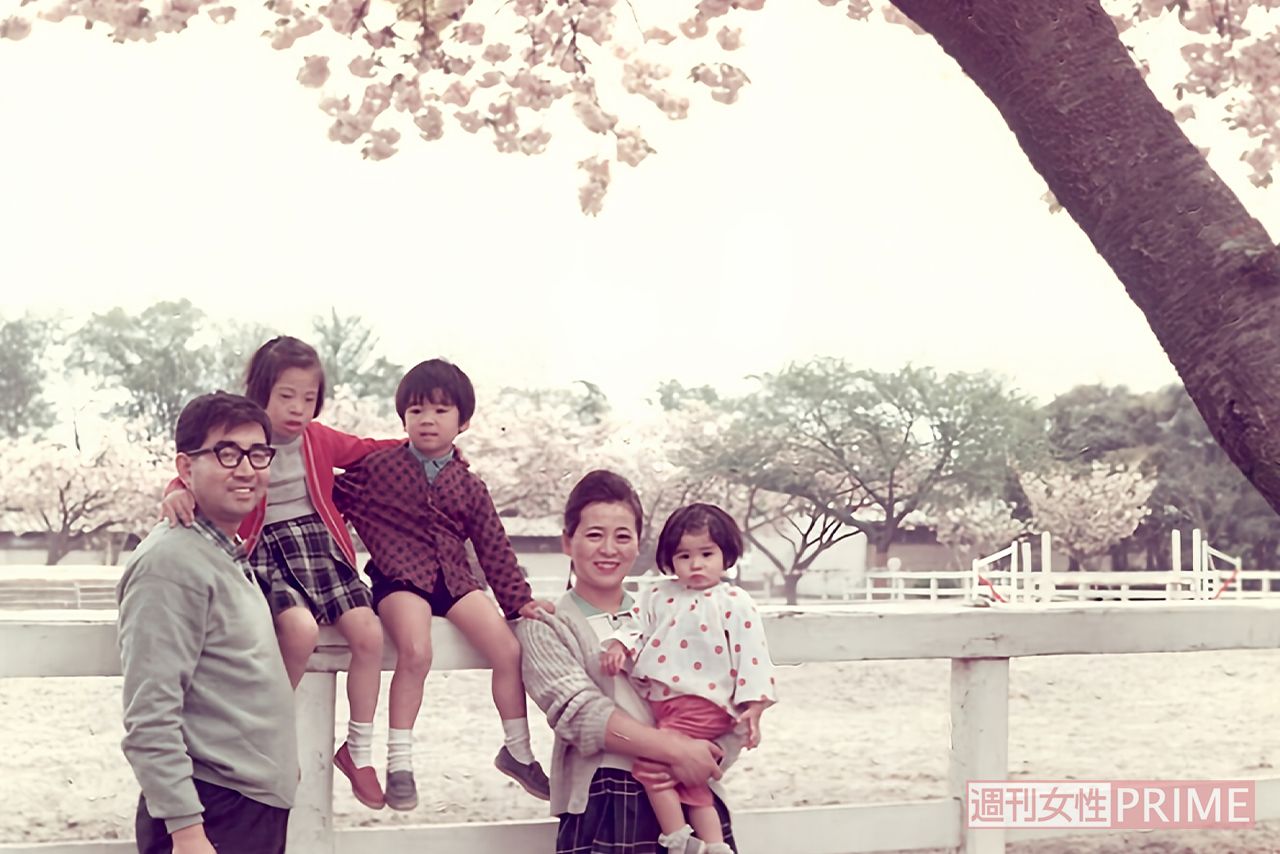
[949,658,1009,854]
[289,671,337,853]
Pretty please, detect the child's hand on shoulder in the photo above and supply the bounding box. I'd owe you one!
[518,599,556,620]
[160,489,197,527]
[600,640,628,675]
[737,701,768,749]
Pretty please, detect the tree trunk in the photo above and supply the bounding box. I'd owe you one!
[45,531,71,566]
[782,573,800,606]
[892,0,1280,516]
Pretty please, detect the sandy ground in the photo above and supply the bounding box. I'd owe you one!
[2,650,1278,852]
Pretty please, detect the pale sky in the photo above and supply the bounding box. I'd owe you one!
[1,2,1276,412]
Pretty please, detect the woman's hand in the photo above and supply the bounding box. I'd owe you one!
[630,757,676,791]
[600,640,628,675]
[659,732,723,788]
[160,489,197,527]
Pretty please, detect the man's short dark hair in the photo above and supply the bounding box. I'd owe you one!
[395,359,476,424]
[175,392,273,454]
[655,503,743,572]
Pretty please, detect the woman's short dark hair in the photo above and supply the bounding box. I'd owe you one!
[243,336,326,417]
[395,359,476,424]
[654,503,743,572]
[174,392,272,454]
[563,470,643,539]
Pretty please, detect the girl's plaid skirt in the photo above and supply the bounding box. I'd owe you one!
[249,514,372,624]
[555,768,735,854]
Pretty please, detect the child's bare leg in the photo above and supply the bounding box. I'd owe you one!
[275,606,319,689]
[645,785,691,836]
[378,592,433,729]
[447,591,549,797]
[688,803,724,845]
[446,591,525,717]
[335,606,383,722]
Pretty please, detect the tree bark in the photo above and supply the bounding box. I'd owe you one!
[892,0,1280,515]
[782,572,801,606]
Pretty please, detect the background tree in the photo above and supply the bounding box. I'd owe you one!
[932,498,1029,571]
[1019,463,1157,570]
[68,300,218,440]
[695,360,1041,565]
[0,313,57,439]
[0,428,167,564]
[310,308,403,401]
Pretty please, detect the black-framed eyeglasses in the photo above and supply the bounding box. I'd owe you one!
[187,441,276,470]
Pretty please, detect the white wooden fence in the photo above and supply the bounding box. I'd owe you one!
[3,602,1280,854]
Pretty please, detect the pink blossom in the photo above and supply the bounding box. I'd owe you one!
[733,0,765,9]
[415,105,444,140]
[319,95,351,115]
[207,6,235,23]
[328,111,368,143]
[643,27,675,45]
[577,156,610,216]
[359,82,392,116]
[697,0,731,17]
[615,128,653,167]
[844,0,870,18]
[269,17,321,50]
[716,26,742,50]
[297,55,330,88]
[482,42,511,63]
[574,95,616,133]
[392,75,424,112]
[518,128,551,155]
[320,0,362,35]
[37,4,71,24]
[0,16,32,39]
[267,0,293,14]
[454,22,484,45]
[349,55,378,78]
[362,128,400,160]
[679,15,708,38]
[441,80,474,106]
[476,71,503,88]
[434,0,466,16]
[510,69,564,110]
[577,6,612,44]
[444,55,475,75]
[364,26,396,48]
[454,109,486,133]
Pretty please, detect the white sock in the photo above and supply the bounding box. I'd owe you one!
[347,720,374,768]
[502,717,535,764]
[387,727,414,774]
[657,824,695,852]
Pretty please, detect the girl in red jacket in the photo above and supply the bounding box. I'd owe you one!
[162,336,396,811]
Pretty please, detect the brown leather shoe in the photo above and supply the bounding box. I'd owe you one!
[334,742,385,809]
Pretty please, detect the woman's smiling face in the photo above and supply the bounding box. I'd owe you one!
[563,500,640,600]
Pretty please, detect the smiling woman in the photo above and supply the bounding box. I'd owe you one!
[516,471,740,854]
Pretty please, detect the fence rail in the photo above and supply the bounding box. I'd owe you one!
[3,602,1280,853]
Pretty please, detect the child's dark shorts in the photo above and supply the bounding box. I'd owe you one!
[365,561,464,617]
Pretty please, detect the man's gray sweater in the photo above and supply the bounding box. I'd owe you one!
[117,520,298,833]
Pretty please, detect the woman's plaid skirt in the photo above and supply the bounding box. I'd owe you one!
[555,768,735,854]
[249,514,373,624]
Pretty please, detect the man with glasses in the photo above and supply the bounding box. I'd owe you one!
[117,391,298,854]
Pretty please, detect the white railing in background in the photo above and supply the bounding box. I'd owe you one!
[3,602,1280,854]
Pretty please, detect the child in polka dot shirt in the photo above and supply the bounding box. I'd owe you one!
[601,503,776,854]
